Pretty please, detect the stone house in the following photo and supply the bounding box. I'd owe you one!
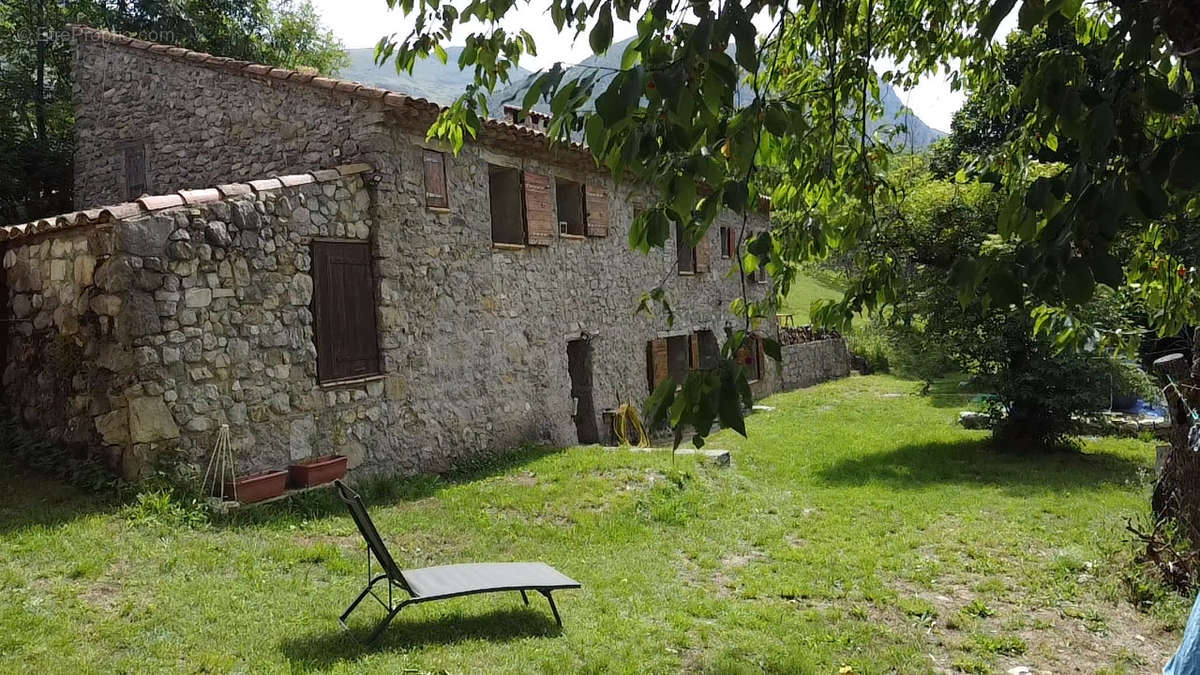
[0,25,828,480]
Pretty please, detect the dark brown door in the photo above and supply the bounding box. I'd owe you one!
[568,339,599,444]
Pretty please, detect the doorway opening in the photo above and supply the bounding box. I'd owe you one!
[567,339,599,444]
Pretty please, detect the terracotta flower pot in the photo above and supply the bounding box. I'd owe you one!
[288,454,348,488]
[222,469,288,504]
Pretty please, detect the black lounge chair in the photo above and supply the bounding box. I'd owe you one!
[334,480,581,643]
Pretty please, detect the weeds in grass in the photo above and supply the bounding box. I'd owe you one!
[122,489,209,529]
[952,656,993,674]
[962,599,995,618]
[970,633,1028,656]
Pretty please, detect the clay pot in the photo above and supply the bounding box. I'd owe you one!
[288,454,348,488]
[223,469,288,504]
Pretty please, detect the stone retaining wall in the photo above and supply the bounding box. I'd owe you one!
[780,338,851,390]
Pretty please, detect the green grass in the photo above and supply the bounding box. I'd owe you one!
[778,271,843,324]
[0,375,1190,672]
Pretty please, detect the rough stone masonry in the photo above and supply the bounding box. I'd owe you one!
[0,26,848,482]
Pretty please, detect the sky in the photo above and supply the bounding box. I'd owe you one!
[311,0,1017,132]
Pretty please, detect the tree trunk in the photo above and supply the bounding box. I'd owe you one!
[1153,351,1200,544]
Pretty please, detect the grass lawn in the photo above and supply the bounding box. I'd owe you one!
[778,271,842,325]
[0,375,1190,673]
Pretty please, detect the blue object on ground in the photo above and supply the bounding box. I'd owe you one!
[1165,591,1200,674]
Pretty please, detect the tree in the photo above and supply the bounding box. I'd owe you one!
[371,0,1200,477]
[0,0,346,224]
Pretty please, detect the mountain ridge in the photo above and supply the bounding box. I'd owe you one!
[341,40,944,149]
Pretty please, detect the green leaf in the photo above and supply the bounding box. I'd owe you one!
[1146,76,1185,114]
[980,0,1018,40]
[730,12,758,72]
[763,338,781,362]
[644,377,677,428]
[1017,0,1046,31]
[717,363,746,437]
[1089,251,1124,288]
[589,4,614,54]
[1062,258,1095,305]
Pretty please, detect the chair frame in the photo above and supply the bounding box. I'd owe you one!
[334,480,568,643]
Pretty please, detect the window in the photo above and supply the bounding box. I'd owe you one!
[745,231,769,284]
[423,150,449,209]
[735,334,764,382]
[720,226,735,259]
[555,178,586,236]
[123,143,147,199]
[311,241,381,383]
[692,330,721,370]
[666,335,690,385]
[676,223,696,274]
[489,164,525,246]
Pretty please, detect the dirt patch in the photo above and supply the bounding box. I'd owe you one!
[888,579,1178,673]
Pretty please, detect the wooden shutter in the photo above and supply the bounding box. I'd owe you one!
[523,172,555,246]
[695,233,711,273]
[123,144,147,199]
[585,184,610,237]
[423,150,449,209]
[312,242,381,383]
[646,338,669,392]
[689,333,700,370]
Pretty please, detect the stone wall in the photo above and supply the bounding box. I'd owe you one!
[59,30,781,480]
[1,226,137,470]
[780,338,851,390]
[72,35,385,207]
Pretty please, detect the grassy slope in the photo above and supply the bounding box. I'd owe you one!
[778,272,843,325]
[0,376,1188,673]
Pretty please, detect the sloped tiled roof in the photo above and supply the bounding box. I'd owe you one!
[0,164,371,244]
[67,24,588,157]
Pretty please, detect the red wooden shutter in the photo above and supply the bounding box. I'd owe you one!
[584,184,610,237]
[523,172,555,246]
[312,242,381,383]
[646,338,669,392]
[423,150,449,209]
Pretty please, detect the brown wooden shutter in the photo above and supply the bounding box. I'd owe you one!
[695,233,712,273]
[423,150,449,209]
[646,338,669,392]
[523,172,555,246]
[312,241,381,383]
[123,144,147,199]
[689,333,700,370]
[584,184,610,237]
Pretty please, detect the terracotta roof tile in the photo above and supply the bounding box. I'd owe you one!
[101,203,142,220]
[1,164,371,244]
[310,169,341,182]
[217,183,253,198]
[179,188,221,205]
[278,174,314,187]
[247,178,283,193]
[137,194,184,210]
